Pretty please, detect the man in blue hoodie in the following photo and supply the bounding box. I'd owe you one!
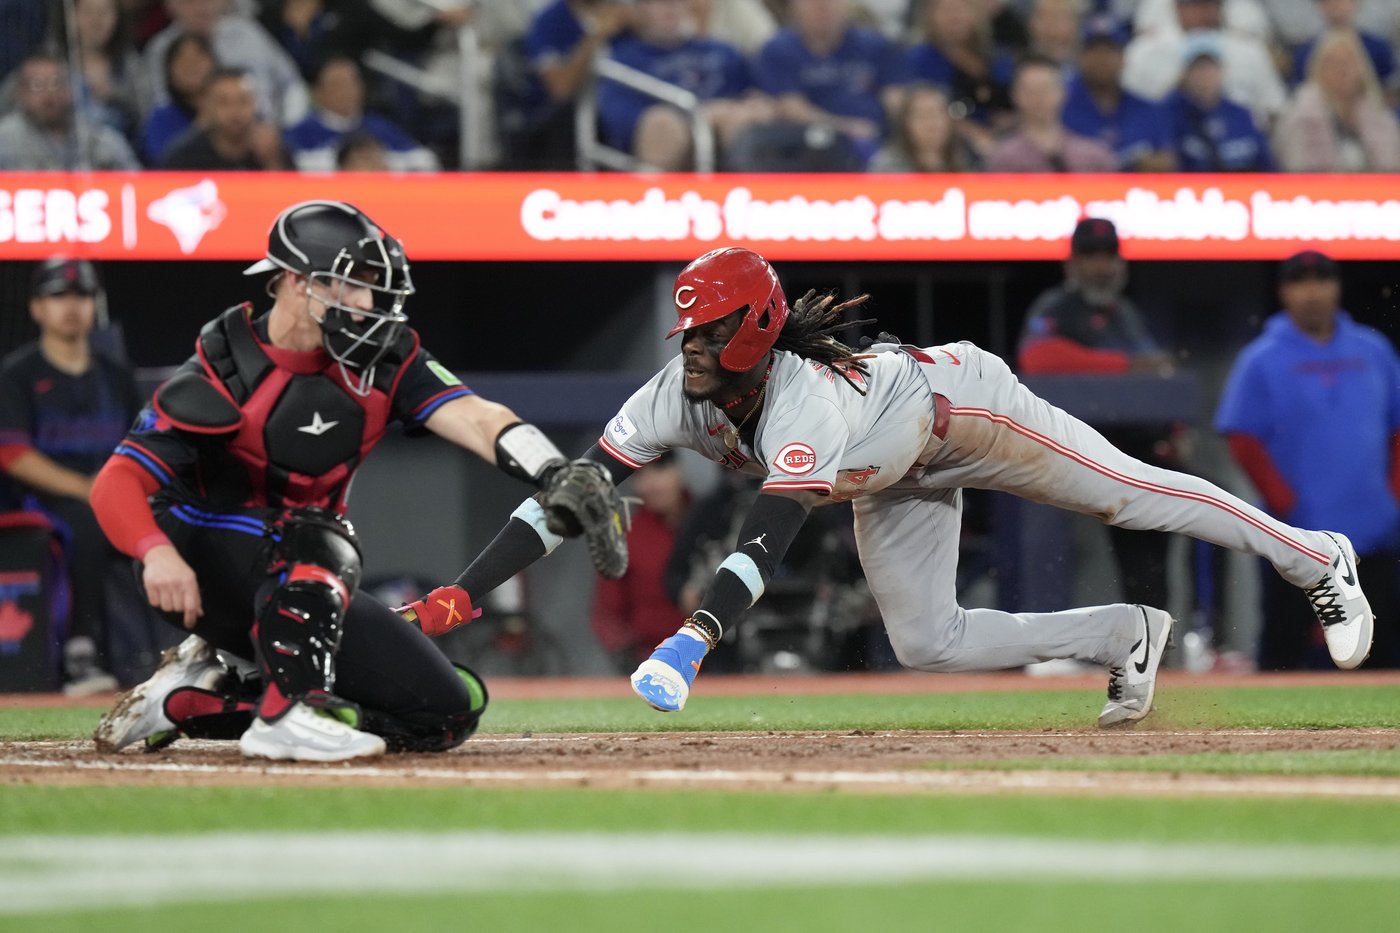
[1216,250,1400,668]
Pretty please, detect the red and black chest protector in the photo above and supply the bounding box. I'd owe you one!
[193,304,410,512]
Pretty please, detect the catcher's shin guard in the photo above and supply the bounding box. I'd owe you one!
[256,508,363,720]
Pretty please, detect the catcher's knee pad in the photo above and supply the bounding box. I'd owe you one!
[269,507,363,591]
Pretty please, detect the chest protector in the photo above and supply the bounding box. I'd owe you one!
[188,304,412,511]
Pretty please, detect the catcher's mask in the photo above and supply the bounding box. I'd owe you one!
[668,247,788,372]
[245,200,414,395]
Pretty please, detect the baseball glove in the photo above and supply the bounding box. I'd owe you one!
[540,459,629,580]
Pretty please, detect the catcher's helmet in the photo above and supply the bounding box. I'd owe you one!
[668,247,788,372]
[245,200,414,395]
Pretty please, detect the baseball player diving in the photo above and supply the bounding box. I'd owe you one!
[406,247,1373,727]
[90,200,626,761]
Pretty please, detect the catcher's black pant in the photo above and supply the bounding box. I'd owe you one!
[149,503,475,742]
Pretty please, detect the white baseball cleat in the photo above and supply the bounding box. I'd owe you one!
[93,635,227,752]
[1098,606,1174,728]
[238,703,386,762]
[1307,532,1373,670]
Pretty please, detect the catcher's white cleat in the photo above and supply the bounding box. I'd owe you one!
[239,703,385,762]
[94,635,227,752]
[1098,606,1173,728]
[1308,532,1373,670]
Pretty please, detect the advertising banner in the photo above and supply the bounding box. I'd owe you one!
[0,172,1397,262]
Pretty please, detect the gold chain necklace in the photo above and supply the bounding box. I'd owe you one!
[719,382,766,451]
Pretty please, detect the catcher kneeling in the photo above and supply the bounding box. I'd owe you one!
[91,200,626,762]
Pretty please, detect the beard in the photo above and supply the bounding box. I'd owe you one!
[1071,265,1128,306]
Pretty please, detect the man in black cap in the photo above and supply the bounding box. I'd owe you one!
[1217,250,1400,669]
[1017,217,1184,621]
[0,257,153,693]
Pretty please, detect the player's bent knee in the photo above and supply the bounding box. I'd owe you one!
[886,622,966,672]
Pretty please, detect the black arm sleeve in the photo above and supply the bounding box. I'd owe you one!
[696,492,811,628]
[581,442,637,485]
[453,443,634,597]
[454,517,547,596]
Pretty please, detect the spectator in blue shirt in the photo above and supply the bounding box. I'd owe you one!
[1061,13,1175,171]
[753,0,908,165]
[284,56,439,173]
[598,0,771,170]
[907,0,1019,154]
[1292,0,1395,87]
[526,0,633,117]
[1166,33,1273,171]
[503,0,632,168]
[142,32,217,165]
[905,0,1016,156]
[1216,250,1400,669]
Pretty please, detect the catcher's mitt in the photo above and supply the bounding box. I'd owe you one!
[540,459,629,579]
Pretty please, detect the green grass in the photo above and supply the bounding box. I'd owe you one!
[3,785,1398,843]
[5,683,1400,740]
[9,880,1400,933]
[4,682,1399,931]
[929,747,1400,777]
[2,787,1399,933]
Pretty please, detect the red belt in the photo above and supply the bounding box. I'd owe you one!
[933,392,950,440]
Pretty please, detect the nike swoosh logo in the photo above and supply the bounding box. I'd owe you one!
[1133,613,1151,675]
[1330,535,1362,598]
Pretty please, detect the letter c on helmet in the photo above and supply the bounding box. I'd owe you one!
[675,285,697,309]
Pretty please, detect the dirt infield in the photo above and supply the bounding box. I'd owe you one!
[4,672,1399,799]
[4,728,1400,798]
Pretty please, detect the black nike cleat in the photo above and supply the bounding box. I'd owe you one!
[1099,606,1174,728]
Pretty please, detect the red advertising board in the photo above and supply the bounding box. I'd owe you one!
[1,171,1398,262]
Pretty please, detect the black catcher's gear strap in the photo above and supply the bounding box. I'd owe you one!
[695,492,810,641]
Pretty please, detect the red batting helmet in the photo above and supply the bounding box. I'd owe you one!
[668,247,788,372]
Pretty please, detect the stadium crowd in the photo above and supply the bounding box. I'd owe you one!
[0,0,1398,173]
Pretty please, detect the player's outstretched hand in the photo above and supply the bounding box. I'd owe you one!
[396,585,481,636]
[540,459,629,580]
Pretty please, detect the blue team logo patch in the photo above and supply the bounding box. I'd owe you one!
[133,408,159,432]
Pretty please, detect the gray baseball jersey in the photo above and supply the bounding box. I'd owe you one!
[600,341,1343,675]
[599,348,938,503]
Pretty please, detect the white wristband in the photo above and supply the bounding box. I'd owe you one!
[496,422,566,483]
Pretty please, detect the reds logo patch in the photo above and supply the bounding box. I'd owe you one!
[773,442,817,476]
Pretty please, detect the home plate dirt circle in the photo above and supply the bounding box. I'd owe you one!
[4,729,1400,799]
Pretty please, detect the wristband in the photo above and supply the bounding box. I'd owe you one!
[495,422,566,486]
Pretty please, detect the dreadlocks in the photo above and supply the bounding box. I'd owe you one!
[773,289,877,394]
